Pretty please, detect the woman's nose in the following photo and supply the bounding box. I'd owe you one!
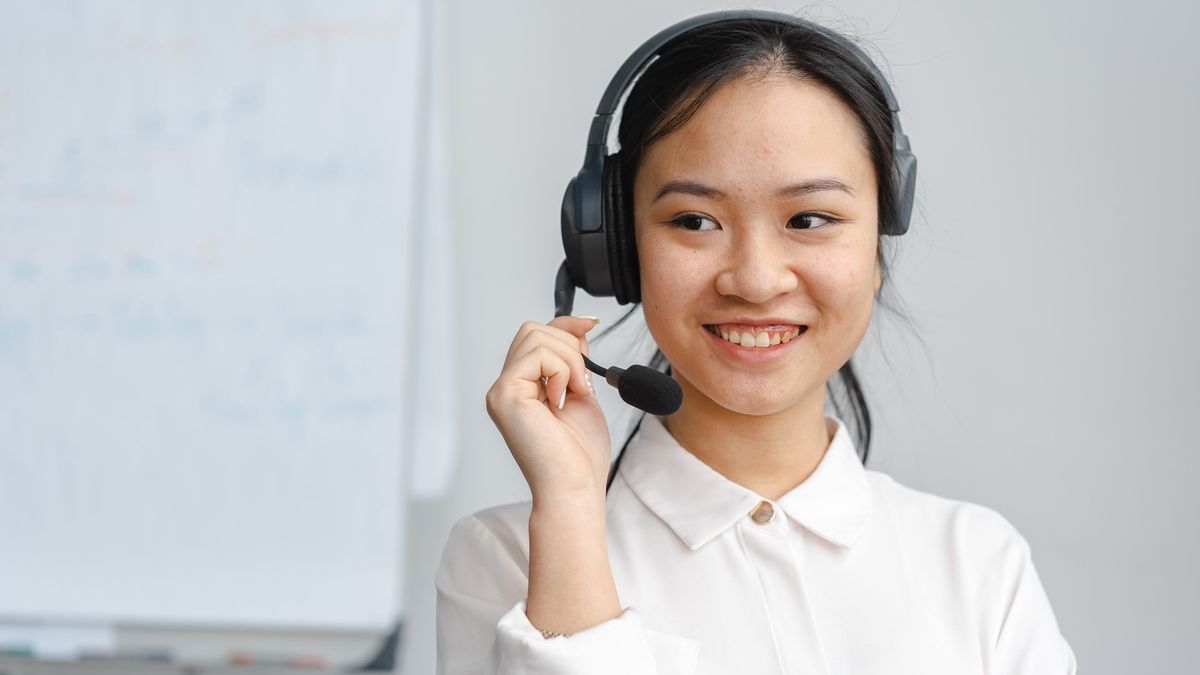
[714,228,800,303]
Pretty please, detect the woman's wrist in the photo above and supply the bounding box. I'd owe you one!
[531,489,606,518]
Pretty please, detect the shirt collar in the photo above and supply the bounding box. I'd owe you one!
[618,412,873,551]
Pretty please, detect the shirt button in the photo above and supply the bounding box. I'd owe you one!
[750,500,775,525]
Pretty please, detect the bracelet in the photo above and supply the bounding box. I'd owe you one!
[540,628,571,639]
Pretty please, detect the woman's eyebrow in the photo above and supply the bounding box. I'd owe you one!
[651,177,856,204]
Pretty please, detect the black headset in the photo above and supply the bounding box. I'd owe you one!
[555,8,917,318]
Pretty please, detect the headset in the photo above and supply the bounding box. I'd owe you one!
[554,8,918,318]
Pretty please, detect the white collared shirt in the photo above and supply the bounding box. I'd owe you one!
[435,413,1077,674]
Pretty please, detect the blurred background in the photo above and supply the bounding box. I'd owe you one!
[1,1,1196,674]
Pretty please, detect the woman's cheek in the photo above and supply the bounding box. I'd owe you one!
[659,255,700,297]
[641,243,697,301]
[811,248,869,303]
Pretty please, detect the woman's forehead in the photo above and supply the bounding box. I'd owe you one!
[638,75,874,198]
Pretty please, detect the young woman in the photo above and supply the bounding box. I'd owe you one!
[437,10,1076,674]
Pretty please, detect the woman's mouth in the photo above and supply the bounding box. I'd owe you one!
[703,323,807,349]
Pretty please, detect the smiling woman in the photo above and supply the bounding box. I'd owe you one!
[437,9,1076,675]
[608,23,907,481]
[634,73,883,480]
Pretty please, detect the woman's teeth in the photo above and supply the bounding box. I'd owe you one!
[705,324,805,348]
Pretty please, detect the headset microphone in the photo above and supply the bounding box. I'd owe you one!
[555,262,683,416]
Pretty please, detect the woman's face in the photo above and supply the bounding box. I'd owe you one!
[633,73,881,417]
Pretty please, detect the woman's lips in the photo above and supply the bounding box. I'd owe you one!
[702,323,808,362]
[704,323,806,348]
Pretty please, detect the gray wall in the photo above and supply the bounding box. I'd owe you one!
[400,1,1199,673]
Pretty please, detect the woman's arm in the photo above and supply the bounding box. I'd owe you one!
[481,314,622,637]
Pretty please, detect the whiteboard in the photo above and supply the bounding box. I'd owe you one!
[0,1,424,630]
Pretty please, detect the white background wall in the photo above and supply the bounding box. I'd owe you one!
[400,0,1199,673]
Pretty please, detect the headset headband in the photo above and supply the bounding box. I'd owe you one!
[585,11,903,156]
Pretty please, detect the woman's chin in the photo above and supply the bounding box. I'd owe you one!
[690,382,803,417]
[715,397,795,417]
[670,361,819,416]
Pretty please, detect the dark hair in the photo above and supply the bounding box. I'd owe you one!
[597,16,918,493]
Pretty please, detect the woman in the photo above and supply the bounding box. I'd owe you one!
[437,10,1076,674]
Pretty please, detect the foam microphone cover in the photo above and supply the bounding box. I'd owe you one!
[611,364,683,416]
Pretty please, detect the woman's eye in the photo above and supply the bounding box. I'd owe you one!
[788,213,840,230]
[668,213,840,231]
[668,214,719,231]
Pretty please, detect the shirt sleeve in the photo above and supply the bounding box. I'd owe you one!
[978,516,1078,675]
[435,513,700,675]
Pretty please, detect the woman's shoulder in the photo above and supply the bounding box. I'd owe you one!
[450,499,533,548]
[435,500,534,603]
[440,499,534,565]
[863,469,1033,562]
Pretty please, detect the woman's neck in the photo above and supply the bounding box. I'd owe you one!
[661,380,834,502]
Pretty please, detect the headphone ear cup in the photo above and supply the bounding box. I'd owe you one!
[603,156,641,304]
[891,146,918,235]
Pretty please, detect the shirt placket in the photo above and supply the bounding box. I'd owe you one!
[738,499,831,675]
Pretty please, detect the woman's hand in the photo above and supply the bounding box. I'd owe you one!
[485,315,611,504]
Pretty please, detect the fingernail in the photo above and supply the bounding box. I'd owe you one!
[577,315,600,324]
[557,388,567,410]
[585,372,595,395]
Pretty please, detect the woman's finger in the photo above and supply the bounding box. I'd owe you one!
[502,344,576,411]
[504,316,599,365]
[545,315,600,359]
[510,330,593,405]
